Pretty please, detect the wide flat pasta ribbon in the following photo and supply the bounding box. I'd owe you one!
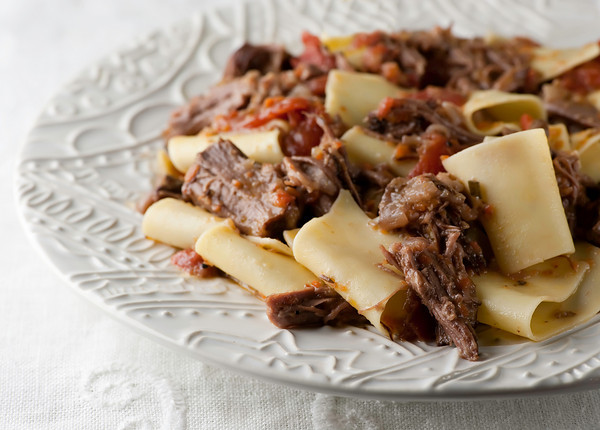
[462,90,546,135]
[168,129,283,173]
[292,190,407,335]
[443,129,574,274]
[475,243,600,341]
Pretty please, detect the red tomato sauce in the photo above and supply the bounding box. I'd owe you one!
[408,132,451,178]
[558,55,600,95]
[171,249,219,278]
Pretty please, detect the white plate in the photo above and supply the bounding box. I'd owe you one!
[15,0,600,400]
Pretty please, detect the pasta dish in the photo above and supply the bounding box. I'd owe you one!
[141,28,600,361]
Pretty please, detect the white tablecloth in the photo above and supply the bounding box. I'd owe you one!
[3,0,600,428]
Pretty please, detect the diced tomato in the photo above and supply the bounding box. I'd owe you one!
[271,188,295,208]
[408,86,467,106]
[375,97,397,119]
[241,97,312,128]
[558,57,600,94]
[171,249,219,278]
[393,143,412,160]
[283,115,323,156]
[520,113,534,130]
[243,97,325,156]
[292,31,337,71]
[213,95,329,156]
[408,132,450,178]
[212,111,239,132]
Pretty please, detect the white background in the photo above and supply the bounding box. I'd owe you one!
[3,0,600,428]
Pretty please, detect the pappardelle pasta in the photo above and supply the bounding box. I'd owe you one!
[142,28,600,360]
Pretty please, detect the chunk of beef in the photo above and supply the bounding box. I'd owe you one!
[378,174,485,269]
[550,149,600,246]
[444,35,537,94]
[356,28,538,93]
[542,82,600,131]
[282,156,340,216]
[378,174,478,230]
[365,98,481,148]
[164,71,261,139]
[182,140,300,237]
[576,186,600,247]
[223,43,291,79]
[378,285,437,342]
[138,174,184,214]
[355,164,397,217]
[165,70,318,140]
[281,119,361,216]
[358,163,396,189]
[377,173,485,359]
[382,238,479,361]
[553,150,590,232]
[266,284,369,329]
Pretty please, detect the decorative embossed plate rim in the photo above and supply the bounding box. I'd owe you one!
[15,0,600,400]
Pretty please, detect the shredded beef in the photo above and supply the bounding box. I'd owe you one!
[576,192,600,247]
[182,139,300,237]
[378,174,485,269]
[281,119,361,216]
[358,163,396,189]
[139,174,184,214]
[223,43,291,79]
[355,164,397,217]
[164,72,260,139]
[282,156,340,216]
[153,174,183,199]
[365,98,481,148]
[377,173,484,360]
[542,82,600,131]
[552,150,590,232]
[266,284,369,329]
[356,28,538,94]
[164,70,317,140]
[550,149,600,246]
[245,71,315,113]
[382,238,479,360]
[379,287,437,342]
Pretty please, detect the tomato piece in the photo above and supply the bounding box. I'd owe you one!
[213,95,329,156]
[520,113,534,130]
[282,115,323,156]
[293,31,337,71]
[408,132,450,178]
[271,188,296,208]
[558,57,600,94]
[375,97,397,119]
[171,249,219,278]
[241,97,312,128]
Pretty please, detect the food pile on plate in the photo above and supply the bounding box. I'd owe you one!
[142,28,600,360]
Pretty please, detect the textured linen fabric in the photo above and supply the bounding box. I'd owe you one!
[3,0,600,428]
